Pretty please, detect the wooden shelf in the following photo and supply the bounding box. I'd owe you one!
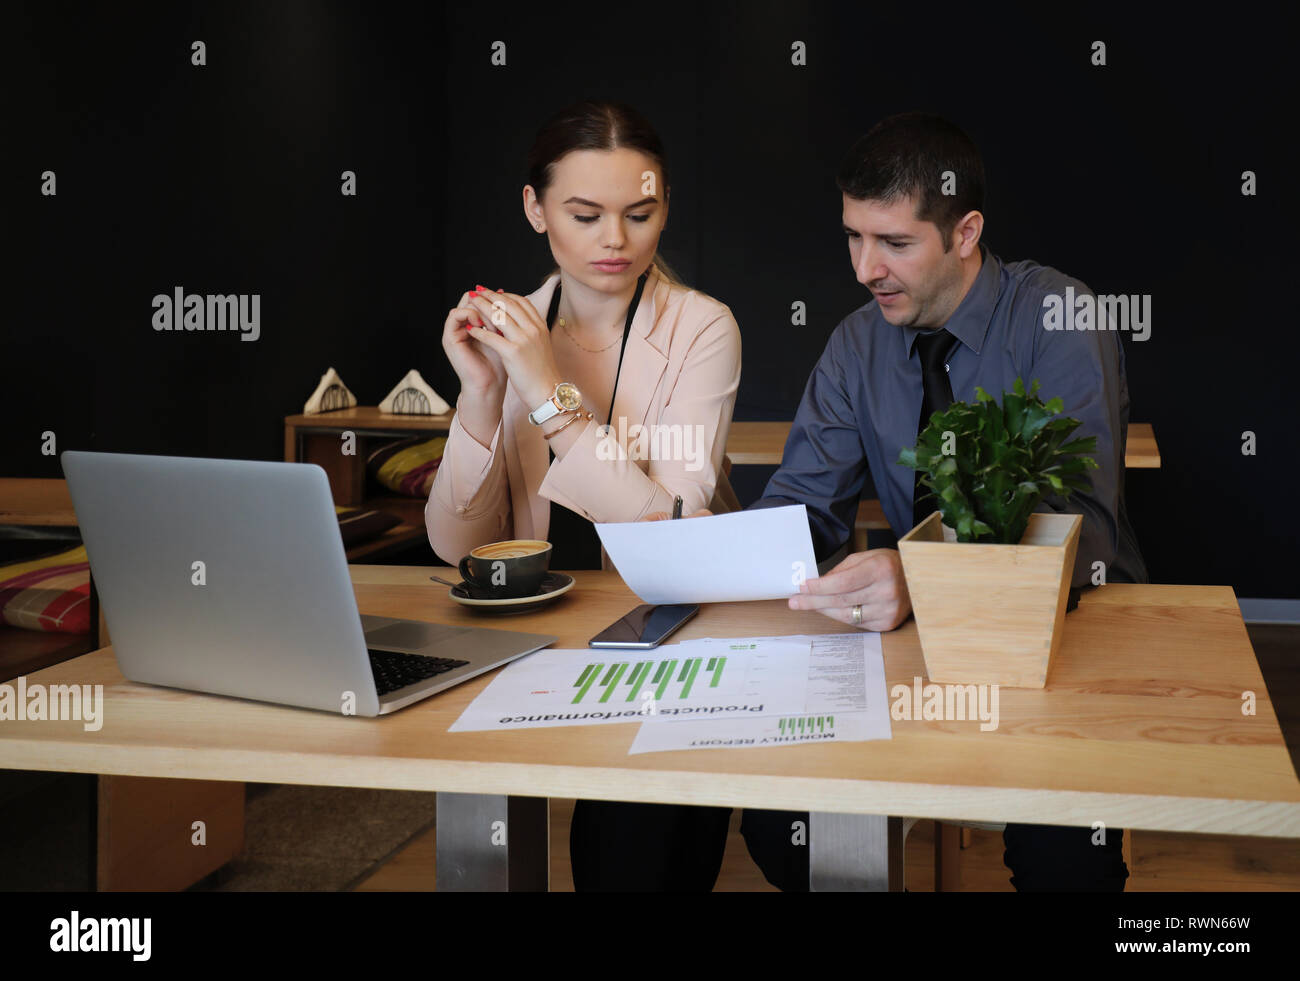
[364,496,427,527]
[285,408,452,562]
[284,406,454,434]
[0,478,79,527]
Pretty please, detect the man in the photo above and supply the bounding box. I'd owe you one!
[738,111,1145,891]
[597,112,1143,892]
[760,112,1145,630]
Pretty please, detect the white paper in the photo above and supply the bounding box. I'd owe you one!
[447,638,812,733]
[594,505,818,604]
[628,632,892,753]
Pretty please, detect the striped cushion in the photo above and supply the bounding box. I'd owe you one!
[367,436,446,497]
[0,545,91,633]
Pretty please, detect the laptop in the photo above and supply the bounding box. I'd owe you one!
[61,450,557,716]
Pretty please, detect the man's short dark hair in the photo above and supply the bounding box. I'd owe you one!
[836,113,985,252]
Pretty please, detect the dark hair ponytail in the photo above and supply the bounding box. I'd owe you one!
[529,99,685,287]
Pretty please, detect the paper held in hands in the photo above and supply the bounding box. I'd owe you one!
[594,504,818,604]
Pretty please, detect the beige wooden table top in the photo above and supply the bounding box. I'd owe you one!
[725,421,1161,468]
[1,568,1293,836]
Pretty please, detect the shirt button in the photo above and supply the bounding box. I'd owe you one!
[456,505,467,514]
[944,363,950,372]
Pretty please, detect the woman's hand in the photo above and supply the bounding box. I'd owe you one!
[464,288,563,409]
[443,289,508,399]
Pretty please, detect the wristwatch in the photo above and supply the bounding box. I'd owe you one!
[528,382,583,425]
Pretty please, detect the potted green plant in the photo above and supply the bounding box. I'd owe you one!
[896,379,1098,688]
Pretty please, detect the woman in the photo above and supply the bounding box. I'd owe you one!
[426,100,742,572]
[426,100,748,893]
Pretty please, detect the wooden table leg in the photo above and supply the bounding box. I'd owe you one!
[97,775,244,891]
[934,820,962,891]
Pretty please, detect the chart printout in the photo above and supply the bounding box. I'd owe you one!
[628,632,892,753]
[447,638,811,733]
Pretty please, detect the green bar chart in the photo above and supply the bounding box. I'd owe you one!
[776,715,835,735]
[572,655,728,704]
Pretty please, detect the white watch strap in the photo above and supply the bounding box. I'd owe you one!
[529,397,560,425]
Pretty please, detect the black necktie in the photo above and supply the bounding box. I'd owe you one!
[912,328,960,528]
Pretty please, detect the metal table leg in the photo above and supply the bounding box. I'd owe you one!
[809,813,905,891]
[434,793,549,891]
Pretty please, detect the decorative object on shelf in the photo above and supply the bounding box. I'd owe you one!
[379,369,451,416]
[302,367,358,414]
[0,545,91,633]
[896,378,1097,688]
[366,436,447,497]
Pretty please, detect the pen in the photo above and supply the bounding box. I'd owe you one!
[672,495,683,519]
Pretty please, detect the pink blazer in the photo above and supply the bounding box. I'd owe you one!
[425,266,742,567]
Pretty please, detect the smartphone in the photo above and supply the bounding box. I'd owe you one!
[589,604,699,649]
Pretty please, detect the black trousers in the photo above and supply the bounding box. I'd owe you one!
[570,799,1129,891]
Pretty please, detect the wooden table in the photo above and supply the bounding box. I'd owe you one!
[278,412,1159,549]
[283,411,1161,476]
[0,567,1294,891]
[0,478,79,528]
[727,421,1161,468]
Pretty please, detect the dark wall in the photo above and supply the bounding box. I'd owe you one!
[5,2,1295,597]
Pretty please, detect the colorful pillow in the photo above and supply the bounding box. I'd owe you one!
[0,545,91,633]
[367,436,447,497]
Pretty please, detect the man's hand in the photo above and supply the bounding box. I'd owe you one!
[788,548,912,631]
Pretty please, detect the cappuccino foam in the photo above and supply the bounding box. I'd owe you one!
[472,540,548,560]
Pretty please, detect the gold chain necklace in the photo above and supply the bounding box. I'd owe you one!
[557,314,623,353]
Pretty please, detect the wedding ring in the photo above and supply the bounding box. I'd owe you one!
[852,605,862,625]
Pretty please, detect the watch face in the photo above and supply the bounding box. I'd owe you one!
[555,382,582,410]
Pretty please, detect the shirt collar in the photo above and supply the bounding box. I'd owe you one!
[903,242,1000,357]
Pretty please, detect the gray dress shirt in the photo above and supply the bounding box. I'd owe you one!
[750,242,1148,586]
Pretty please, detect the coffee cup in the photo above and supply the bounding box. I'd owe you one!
[458,539,552,598]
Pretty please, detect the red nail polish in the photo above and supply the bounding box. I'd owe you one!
[476,284,488,292]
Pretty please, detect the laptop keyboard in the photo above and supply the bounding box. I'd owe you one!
[368,648,470,697]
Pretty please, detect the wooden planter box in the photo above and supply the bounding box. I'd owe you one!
[897,511,1082,689]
